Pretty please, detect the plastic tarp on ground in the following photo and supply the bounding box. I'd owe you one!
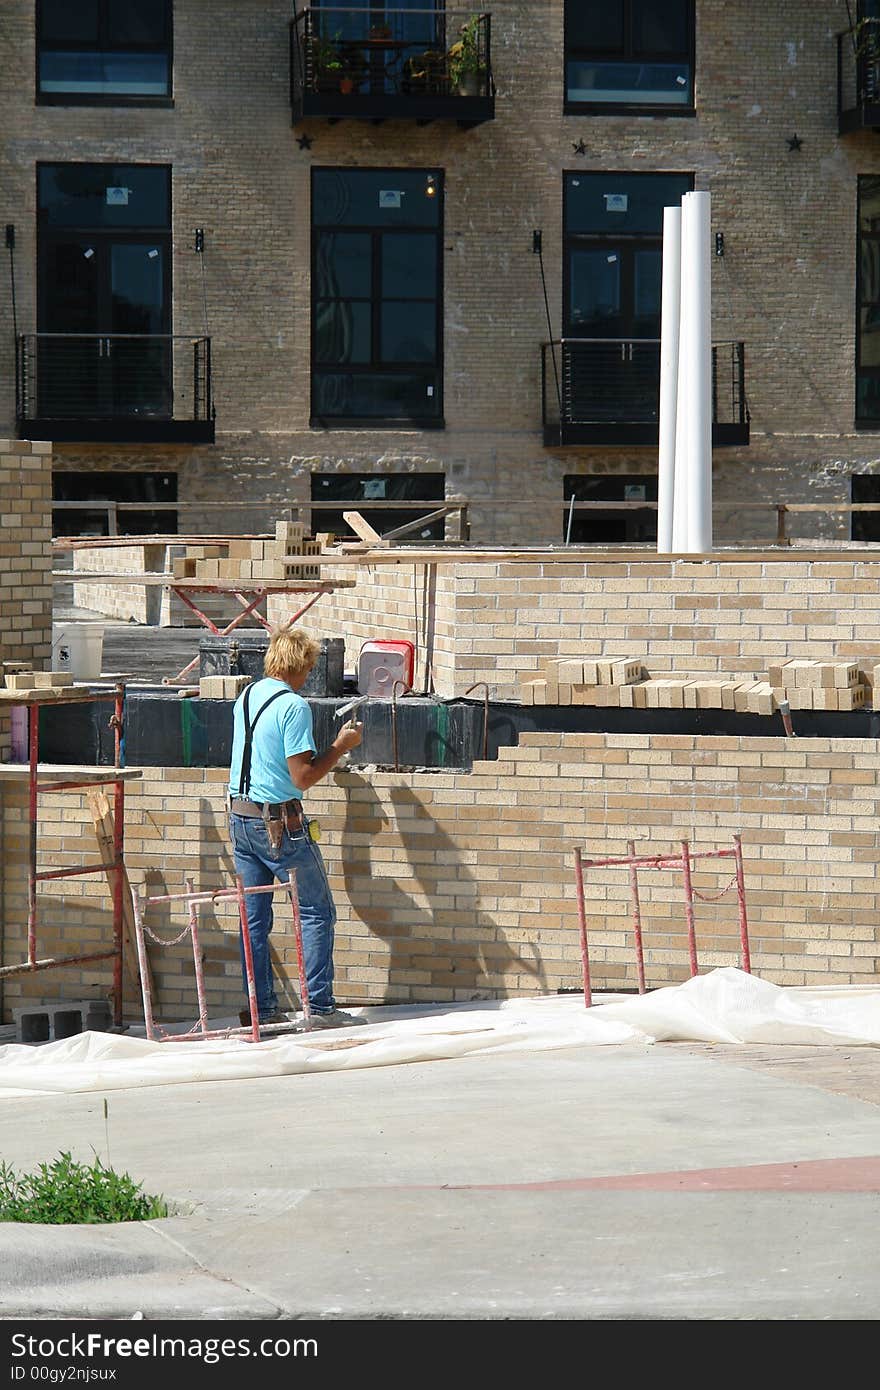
[1,968,879,1098]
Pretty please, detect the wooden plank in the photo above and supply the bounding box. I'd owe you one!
[86,787,155,1001]
[53,535,271,550]
[0,691,115,706]
[381,503,465,542]
[309,545,880,566]
[54,574,356,589]
[342,511,390,546]
[0,765,143,781]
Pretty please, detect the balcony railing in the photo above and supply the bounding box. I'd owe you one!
[16,334,215,444]
[541,338,749,448]
[837,21,880,132]
[290,7,494,125]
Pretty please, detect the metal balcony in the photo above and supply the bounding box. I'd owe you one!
[837,21,880,133]
[16,334,215,444]
[541,338,749,448]
[290,8,494,126]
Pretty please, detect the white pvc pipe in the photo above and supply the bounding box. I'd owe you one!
[657,206,681,553]
[672,216,690,553]
[680,191,713,553]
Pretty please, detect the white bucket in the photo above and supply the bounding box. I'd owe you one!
[51,623,104,680]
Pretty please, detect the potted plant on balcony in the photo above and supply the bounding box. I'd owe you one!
[403,47,448,95]
[447,14,484,96]
[308,31,347,92]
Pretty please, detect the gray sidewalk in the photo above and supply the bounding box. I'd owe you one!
[1,1037,879,1320]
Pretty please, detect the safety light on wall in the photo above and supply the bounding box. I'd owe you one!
[715,231,725,258]
[425,174,437,198]
[194,227,205,253]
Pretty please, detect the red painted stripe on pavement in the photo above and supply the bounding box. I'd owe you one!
[444,1156,880,1193]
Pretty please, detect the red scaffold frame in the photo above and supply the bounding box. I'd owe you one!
[130,875,312,1042]
[573,834,751,1008]
[0,683,132,1028]
[163,585,329,684]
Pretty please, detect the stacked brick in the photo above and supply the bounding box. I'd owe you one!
[519,658,778,714]
[520,656,644,706]
[769,661,867,711]
[172,522,322,583]
[626,679,776,714]
[198,675,251,699]
[1,671,80,699]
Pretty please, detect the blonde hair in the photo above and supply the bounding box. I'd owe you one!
[264,626,321,683]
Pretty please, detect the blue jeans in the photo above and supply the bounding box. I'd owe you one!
[229,812,337,1017]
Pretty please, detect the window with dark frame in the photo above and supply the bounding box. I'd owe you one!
[52,470,178,536]
[563,475,657,544]
[563,172,692,339]
[564,0,694,113]
[310,472,446,540]
[851,474,880,541]
[36,163,173,422]
[857,176,880,427]
[311,168,443,428]
[36,0,172,105]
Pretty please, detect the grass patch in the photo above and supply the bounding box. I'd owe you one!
[0,1151,169,1224]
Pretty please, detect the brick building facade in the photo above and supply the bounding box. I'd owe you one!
[1,2,879,544]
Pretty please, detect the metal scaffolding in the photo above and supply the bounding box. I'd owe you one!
[0,683,140,1027]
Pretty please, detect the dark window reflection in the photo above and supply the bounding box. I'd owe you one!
[37,0,171,101]
[565,0,693,108]
[312,169,442,423]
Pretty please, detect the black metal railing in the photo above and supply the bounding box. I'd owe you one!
[541,338,748,447]
[16,333,214,442]
[290,7,494,121]
[837,20,880,131]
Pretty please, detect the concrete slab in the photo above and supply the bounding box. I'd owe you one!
[0,1039,878,1319]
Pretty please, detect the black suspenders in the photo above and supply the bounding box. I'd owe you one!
[236,684,287,798]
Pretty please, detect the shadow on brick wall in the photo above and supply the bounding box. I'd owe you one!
[340,774,546,1001]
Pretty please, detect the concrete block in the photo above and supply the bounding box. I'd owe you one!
[12,999,113,1045]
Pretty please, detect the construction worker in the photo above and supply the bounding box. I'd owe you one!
[228,625,365,1028]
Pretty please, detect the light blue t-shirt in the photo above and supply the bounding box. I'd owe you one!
[228,677,316,804]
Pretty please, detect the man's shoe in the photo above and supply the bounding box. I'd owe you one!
[239,1008,290,1027]
[308,1008,367,1030]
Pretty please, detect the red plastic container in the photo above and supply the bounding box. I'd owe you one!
[357,639,416,696]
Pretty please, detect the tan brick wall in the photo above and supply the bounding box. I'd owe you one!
[297,554,880,698]
[2,4,879,545]
[268,563,459,693]
[2,735,878,1024]
[0,439,53,757]
[72,545,167,624]
[68,544,264,629]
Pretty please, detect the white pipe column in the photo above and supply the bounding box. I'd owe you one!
[657,205,681,553]
[671,229,690,552]
[680,190,713,553]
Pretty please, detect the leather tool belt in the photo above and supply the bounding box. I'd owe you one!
[230,797,304,851]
